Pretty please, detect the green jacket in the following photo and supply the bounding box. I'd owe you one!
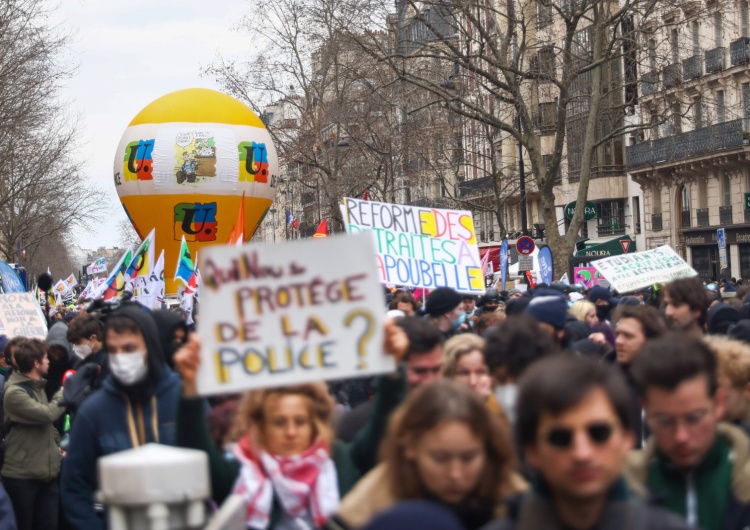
[176,374,406,516]
[2,371,65,481]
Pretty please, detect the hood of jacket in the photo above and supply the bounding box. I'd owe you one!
[150,309,188,367]
[625,422,750,503]
[46,321,73,359]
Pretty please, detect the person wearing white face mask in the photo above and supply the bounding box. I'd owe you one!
[64,314,111,417]
[60,303,181,530]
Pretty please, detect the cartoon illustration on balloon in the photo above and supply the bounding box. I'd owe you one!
[114,88,278,294]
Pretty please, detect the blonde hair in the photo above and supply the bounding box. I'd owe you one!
[229,383,335,451]
[442,334,486,378]
[705,335,750,389]
[569,300,596,322]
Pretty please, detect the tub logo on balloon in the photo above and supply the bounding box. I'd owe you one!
[122,140,155,182]
[238,141,269,183]
[174,202,218,242]
[174,131,217,184]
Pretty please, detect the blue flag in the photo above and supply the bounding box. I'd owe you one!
[286,210,292,225]
[500,238,508,291]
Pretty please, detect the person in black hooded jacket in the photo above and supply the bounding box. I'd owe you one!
[150,309,189,369]
[60,303,181,530]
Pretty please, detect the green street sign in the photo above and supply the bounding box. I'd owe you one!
[745,193,750,210]
[564,201,598,221]
[580,235,635,258]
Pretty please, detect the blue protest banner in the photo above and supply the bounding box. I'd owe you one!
[538,245,554,285]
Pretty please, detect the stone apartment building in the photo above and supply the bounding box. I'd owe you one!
[627,0,750,280]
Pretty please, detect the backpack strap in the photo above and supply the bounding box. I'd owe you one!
[3,381,38,435]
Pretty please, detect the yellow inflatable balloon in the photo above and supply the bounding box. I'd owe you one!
[114,88,277,295]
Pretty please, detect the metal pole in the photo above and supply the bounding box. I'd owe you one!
[516,113,528,236]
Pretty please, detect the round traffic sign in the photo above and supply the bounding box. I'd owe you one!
[516,236,535,255]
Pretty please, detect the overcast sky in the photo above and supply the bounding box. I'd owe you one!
[53,0,251,252]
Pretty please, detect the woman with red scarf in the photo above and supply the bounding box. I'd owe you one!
[174,321,408,529]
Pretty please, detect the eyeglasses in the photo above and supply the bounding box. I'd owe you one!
[648,409,709,433]
[545,423,614,449]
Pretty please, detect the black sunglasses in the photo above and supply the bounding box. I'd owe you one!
[546,423,613,449]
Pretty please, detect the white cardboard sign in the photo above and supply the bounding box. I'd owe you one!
[591,245,697,293]
[195,232,391,395]
[0,293,48,339]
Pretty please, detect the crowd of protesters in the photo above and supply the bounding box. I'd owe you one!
[0,274,748,529]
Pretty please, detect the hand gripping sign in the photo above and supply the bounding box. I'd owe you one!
[195,232,392,395]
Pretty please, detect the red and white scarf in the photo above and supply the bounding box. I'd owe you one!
[232,437,340,529]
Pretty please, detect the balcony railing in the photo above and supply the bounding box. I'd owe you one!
[705,47,726,73]
[626,119,745,168]
[652,213,663,231]
[720,205,733,225]
[682,209,691,228]
[683,55,702,80]
[731,37,750,66]
[567,165,623,183]
[664,63,682,89]
[641,70,659,96]
[696,207,709,227]
[458,176,492,197]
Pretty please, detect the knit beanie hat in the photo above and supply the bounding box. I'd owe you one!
[425,287,463,317]
[707,303,742,335]
[525,294,568,330]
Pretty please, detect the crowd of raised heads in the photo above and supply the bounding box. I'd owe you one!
[1,275,750,529]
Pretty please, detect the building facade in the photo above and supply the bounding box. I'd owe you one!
[627,0,750,280]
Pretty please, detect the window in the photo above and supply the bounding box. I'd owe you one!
[653,185,662,214]
[743,1,750,37]
[717,90,725,123]
[671,29,679,64]
[714,12,723,47]
[693,97,703,129]
[633,196,641,234]
[743,83,750,126]
[537,0,552,28]
[648,39,657,71]
[724,172,732,206]
[670,101,682,134]
[692,21,700,56]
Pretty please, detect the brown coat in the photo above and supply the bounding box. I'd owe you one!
[333,463,527,529]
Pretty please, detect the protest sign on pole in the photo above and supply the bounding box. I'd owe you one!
[65,274,78,290]
[195,232,392,395]
[340,198,484,293]
[0,293,48,339]
[591,245,697,293]
[573,267,607,289]
[87,258,107,275]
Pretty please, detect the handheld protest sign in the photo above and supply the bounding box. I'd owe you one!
[0,293,48,339]
[591,245,697,293]
[340,198,484,293]
[195,232,390,395]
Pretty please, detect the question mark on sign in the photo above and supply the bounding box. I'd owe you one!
[344,309,375,369]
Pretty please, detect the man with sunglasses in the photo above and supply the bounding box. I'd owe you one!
[482,354,688,530]
[627,334,750,530]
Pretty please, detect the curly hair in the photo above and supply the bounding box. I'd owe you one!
[706,335,750,389]
[228,383,335,451]
[380,379,516,504]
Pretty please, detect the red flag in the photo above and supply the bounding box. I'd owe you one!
[227,193,246,245]
[313,219,328,238]
[292,219,300,230]
[363,188,370,201]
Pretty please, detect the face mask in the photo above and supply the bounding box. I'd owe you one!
[73,343,92,360]
[109,351,148,385]
[451,311,467,330]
